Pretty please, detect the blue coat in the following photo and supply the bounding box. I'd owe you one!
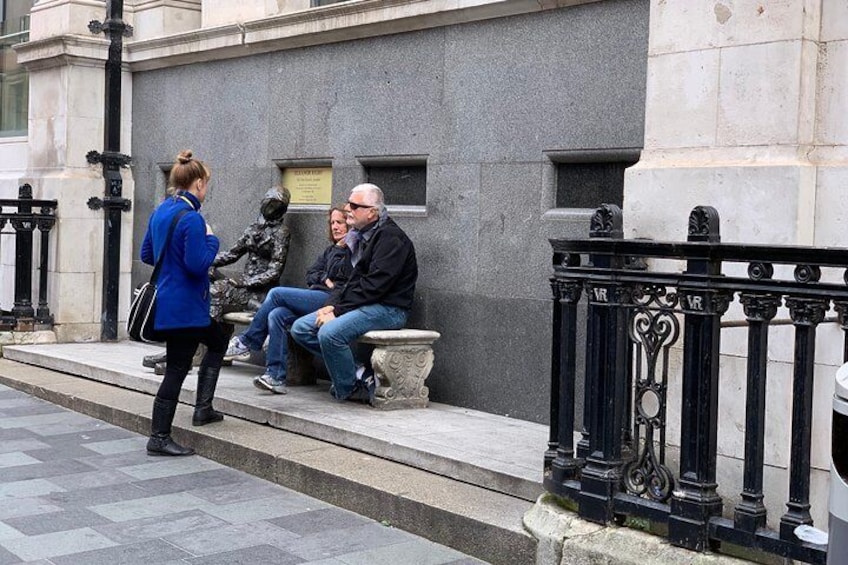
[141,192,219,330]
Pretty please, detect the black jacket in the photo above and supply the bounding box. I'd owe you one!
[305,243,351,291]
[328,216,417,316]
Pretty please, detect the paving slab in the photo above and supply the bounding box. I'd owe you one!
[0,361,536,565]
[3,341,547,501]
[0,383,492,565]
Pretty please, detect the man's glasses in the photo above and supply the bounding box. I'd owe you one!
[347,201,374,210]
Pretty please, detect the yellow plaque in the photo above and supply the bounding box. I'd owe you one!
[282,167,333,205]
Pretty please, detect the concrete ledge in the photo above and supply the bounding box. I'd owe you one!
[0,358,535,565]
[1,342,545,502]
[0,330,57,347]
[523,495,758,565]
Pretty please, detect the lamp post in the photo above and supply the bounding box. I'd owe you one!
[86,0,133,340]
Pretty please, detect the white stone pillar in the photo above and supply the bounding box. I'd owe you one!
[625,0,824,245]
[200,0,309,28]
[626,0,844,529]
[130,0,201,41]
[16,0,134,341]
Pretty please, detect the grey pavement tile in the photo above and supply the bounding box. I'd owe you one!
[0,428,38,441]
[0,478,65,499]
[188,476,300,505]
[0,522,24,543]
[117,456,222,480]
[49,538,193,565]
[88,491,211,522]
[80,450,162,469]
[0,527,117,561]
[0,396,50,409]
[268,508,371,536]
[47,468,137,491]
[0,452,41,469]
[0,497,61,521]
[45,482,149,507]
[280,523,411,561]
[133,468,245,497]
[442,559,490,565]
[4,508,113,536]
[81,437,147,455]
[298,559,347,565]
[199,494,327,524]
[93,509,228,545]
[0,458,98,483]
[28,419,116,437]
[0,403,67,418]
[165,520,299,556]
[25,442,107,462]
[0,411,92,430]
[46,427,136,446]
[0,545,21,565]
[0,438,51,455]
[185,543,304,565]
[334,539,467,565]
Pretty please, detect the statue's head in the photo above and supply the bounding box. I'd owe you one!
[261,186,291,221]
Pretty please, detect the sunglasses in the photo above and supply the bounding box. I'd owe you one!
[347,201,374,211]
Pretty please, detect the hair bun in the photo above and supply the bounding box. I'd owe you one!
[176,150,193,164]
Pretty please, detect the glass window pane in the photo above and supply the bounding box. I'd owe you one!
[555,160,635,209]
[365,165,427,207]
[0,0,30,137]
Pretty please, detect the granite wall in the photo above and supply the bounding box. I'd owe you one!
[130,0,649,423]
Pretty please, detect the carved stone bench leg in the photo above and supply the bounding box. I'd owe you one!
[370,344,435,410]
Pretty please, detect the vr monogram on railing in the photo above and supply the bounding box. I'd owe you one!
[545,204,835,565]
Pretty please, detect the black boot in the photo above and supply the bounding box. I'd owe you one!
[193,365,224,426]
[147,396,195,456]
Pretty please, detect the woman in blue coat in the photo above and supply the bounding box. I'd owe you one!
[140,150,226,456]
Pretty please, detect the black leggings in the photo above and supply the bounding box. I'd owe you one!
[155,319,230,402]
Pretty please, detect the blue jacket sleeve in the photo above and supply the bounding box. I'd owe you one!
[180,213,220,275]
[140,217,154,266]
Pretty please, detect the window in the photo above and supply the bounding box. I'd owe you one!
[360,156,427,208]
[0,0,31,137]
[547,150,639,210]
[311,0,349,6]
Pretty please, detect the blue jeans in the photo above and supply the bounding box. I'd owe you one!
[290,303,408,400]
[240,287,330,382]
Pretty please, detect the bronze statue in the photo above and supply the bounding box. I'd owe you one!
[142,187,292,372]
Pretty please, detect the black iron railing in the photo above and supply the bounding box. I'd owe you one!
[0,184,57,331]
[545,204,840,564]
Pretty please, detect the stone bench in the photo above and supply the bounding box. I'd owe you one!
[222,311,440,409]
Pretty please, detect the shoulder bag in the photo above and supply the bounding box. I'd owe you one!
[127,209,188,342]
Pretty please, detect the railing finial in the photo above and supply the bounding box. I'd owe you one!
[590,203,623,239]
[688,206,720,242]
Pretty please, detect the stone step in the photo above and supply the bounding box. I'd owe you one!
[0,357,537,565]
[2,342,545,503]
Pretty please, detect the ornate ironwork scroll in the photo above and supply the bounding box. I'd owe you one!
[623,284,679,502]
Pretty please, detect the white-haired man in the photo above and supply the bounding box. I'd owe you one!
[290,183,418,403]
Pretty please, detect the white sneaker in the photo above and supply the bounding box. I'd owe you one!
[223,336,251,361]
[253,373,287,394]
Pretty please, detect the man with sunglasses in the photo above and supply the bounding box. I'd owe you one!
[291,183,418,404]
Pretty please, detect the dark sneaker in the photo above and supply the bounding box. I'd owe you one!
[224,336,251,361]
[142,350,167,368]
[348,369,376,405]
[253,373,287,394]
[362,369,376,405]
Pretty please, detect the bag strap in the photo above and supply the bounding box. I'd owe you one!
[150,209,190,284]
